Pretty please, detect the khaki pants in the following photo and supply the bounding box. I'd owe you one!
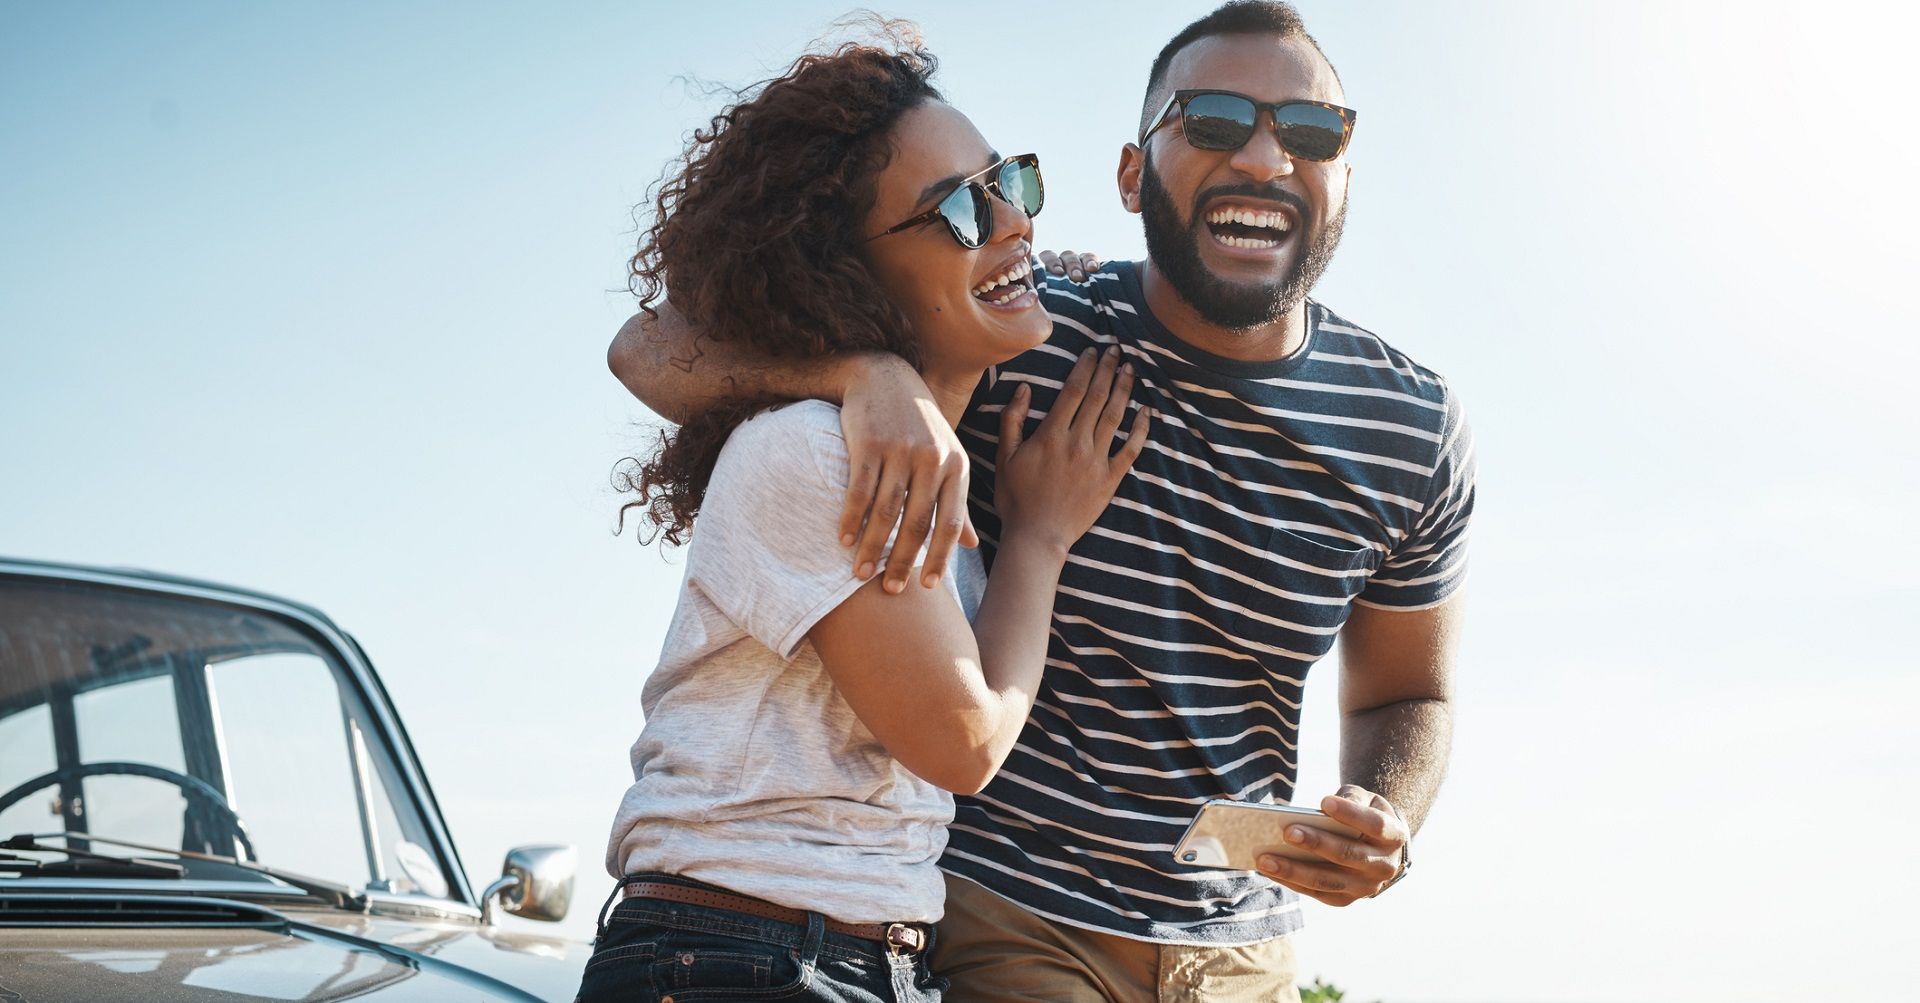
[933,874,1300,1003]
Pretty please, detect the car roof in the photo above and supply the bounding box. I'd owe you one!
[0,555,345,629]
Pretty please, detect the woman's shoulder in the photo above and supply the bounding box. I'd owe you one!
[712,400,850,491]
[731,399,844,444]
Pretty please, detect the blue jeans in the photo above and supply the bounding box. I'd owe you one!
[576,876,946,1003]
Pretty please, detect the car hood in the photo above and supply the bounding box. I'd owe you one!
[0,895,589,1002]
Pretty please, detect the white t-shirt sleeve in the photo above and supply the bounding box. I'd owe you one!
[687,402,905,660]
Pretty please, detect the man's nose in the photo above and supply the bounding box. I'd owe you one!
[1227,112,1296,183]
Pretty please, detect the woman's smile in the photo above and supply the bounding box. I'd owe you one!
[970,256,1039,310]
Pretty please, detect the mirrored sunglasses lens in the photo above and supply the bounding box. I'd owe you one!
[1001,158,1043,217]
[1273,104,1347,160]
[1181,94,1258,150]
[939,183,988,247]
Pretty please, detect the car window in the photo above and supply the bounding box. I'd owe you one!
[0,577,456,903]
[209,653,372,887]
[74,674,188,849]
[0,704,55,837]
[206,652,447,897]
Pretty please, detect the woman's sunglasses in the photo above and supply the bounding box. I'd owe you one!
[1140,90,1357,162]
[870,153,1044,250]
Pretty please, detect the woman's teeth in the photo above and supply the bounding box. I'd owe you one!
[972,260,1033,304]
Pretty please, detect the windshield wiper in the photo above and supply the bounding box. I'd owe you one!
[0,840,186,879]
[3,833,365,911]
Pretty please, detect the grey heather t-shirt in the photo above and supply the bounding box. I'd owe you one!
[606,400,986,925]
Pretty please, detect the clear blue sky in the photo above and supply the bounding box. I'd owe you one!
[3,3,1915,1000]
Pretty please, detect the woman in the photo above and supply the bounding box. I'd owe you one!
[580,25,1150,1003]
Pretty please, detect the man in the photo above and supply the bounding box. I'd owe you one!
[609,3,1472,999]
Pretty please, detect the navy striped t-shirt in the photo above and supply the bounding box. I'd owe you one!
[944,260,1475,945]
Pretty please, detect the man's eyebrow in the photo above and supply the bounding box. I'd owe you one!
[912,151,1002,207]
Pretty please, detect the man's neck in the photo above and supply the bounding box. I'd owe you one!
[1139,259,1308,363]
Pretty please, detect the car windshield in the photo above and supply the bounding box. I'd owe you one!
[0,573,456,904]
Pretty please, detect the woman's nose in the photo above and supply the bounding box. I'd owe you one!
[988,186,1031,246]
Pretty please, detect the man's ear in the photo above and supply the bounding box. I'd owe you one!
[1117,143,1145,214]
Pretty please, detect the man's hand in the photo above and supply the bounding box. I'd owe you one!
[836,354,978,593]
[1255,786,1409,907]
[1036,249,1105,283]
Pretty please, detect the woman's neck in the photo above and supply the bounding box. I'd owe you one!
[920,365,984,429]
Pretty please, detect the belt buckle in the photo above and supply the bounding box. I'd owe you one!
[883,922,924,956]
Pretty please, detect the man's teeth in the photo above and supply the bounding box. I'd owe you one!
[1205,208,1292,232]
[1206,207,1289,250]
[972,260,1032,299]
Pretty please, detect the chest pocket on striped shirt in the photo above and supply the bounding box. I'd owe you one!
[1227,527,1378,659]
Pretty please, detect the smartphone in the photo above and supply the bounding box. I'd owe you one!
[1170,799,1364,869]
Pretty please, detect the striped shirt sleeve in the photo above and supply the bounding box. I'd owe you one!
[1356,385,1475,610]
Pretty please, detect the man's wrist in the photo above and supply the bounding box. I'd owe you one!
[832,351,913,404]
[1374,798,1411,897]
[1376,841,1411,896]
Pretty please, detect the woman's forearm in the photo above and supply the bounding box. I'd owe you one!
[961,528,1072,782]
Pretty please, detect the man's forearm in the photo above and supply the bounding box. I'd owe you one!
[1340,697,1452,834]
[607,302,874,423]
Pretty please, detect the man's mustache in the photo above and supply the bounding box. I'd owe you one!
[1191,185,1309,218]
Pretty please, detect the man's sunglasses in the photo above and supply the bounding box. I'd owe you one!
[870,153,1044,250]
[1140,90,1357,162]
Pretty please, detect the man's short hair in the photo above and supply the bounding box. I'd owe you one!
[1139,1,1340,137]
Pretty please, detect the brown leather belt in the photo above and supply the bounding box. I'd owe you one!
[620,881,929,955]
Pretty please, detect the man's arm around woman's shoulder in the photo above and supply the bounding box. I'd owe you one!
[608,305,978,594]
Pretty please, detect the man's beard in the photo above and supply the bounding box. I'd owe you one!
[1139,152,1347,331]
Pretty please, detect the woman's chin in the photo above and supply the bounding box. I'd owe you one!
[919,291,1052,370]
[1015,315,1052,353]
[972,289,1051,352]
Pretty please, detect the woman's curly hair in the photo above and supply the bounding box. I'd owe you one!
[617,22,943,546]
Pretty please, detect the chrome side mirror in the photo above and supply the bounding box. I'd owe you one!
[480,844,575,924]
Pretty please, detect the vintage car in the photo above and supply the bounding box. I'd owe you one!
[0,557,591,1001]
